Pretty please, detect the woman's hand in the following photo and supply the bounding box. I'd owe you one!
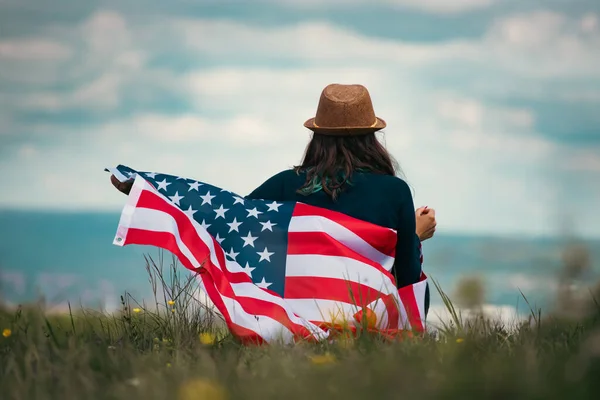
[110,175,133,195]
[416,206,436,241]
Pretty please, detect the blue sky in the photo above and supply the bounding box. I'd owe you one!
[0,0,599,238]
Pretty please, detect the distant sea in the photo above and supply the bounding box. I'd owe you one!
[1,210,599,317]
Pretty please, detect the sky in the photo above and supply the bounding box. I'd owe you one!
[0,0,599,238]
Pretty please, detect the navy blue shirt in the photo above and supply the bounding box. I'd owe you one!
[246,169,429,315]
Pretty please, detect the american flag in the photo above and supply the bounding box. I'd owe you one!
[107,165,428,344]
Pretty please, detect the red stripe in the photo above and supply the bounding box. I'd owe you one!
[135,190,253,284]
[287,231,397,284]
[284,276,385,306]
[124,228,196,270]
[397,285,424,332]
[202,260,318,340]
[198,273,265,345]
[381,293,400,330]
[292,203,397,258]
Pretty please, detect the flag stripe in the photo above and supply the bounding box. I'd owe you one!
[284,276,385,305]
[283,298,361,325]
[398,285,424,331]
[285,254,397,295]
[292,203,397,258]
[287,231,396,280]
[288,215,396,271]
[198,274,266,345]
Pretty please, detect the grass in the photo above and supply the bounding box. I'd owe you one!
[1,252,600,400]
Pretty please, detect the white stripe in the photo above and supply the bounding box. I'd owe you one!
[363,297,389,329]
[289,215,395,271]
[120,178,229,274]
[106,166,133,183]
[198,278,295,344]
[229,282,329,337]
[285,254,397,295]
[125,207,202,269]
[412,278,428,324]
[284,298,361,324]
[112,175,146,246]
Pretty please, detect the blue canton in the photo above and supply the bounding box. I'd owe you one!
[113,165,294,297]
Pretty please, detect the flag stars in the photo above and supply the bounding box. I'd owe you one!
[169,191,184,206]
[145,172,157,179]
[156,178,171,191]
[226,248,239,261]
[214,205,229,219]
[256,277,272,289]
[266,201,282,212]
[188,181,202,192]
[246,207,263,218]
[241,232,258,247]
[257,247,274,262]
[259,220,277,232]
[233,196,245,205]
[199,219,211,230]
[200,191,216,205]
[183,206,197,219]
[214,233,225,244]
[226,217,243,233]
[241,262,255,277]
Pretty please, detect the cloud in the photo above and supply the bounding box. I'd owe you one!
[266,0,496,14]
[436,96,535,130]
[6,10,600,114]
[0,39,72,60]
[1,8,599,237]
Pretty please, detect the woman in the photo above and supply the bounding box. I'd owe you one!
[245,84,435,314]
[110,83,436,314]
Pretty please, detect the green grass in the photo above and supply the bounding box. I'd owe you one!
[1,253,600,400]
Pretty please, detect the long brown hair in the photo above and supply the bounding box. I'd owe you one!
[294,132,399,200]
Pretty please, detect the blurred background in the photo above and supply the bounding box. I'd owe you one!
[0,0,599,323]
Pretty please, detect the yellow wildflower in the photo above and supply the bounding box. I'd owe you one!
[132,308,142,313]
[456,338,464,343]
[166,362,172,368]
[168,300,175,306]
[309,352,336,365]
[171,308,176,313]
[178,378,227,400]
[199,332,216,345]
[2,328,12,338]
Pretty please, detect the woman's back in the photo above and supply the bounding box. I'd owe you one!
[246,169,424,293]
[247,169,413,232]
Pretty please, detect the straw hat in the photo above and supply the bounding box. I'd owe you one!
[303,84,386,136]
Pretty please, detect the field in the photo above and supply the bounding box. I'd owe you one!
[1,253,600,400]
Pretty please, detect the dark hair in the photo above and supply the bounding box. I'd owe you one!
[294,132,399,201]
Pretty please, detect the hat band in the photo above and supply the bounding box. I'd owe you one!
[313,118,379,129]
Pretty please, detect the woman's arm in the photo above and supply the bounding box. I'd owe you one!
[391,182,423,289]
[391,182,431,317]
[416,207,436,241]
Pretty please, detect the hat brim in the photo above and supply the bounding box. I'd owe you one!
[303,117,387,136]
